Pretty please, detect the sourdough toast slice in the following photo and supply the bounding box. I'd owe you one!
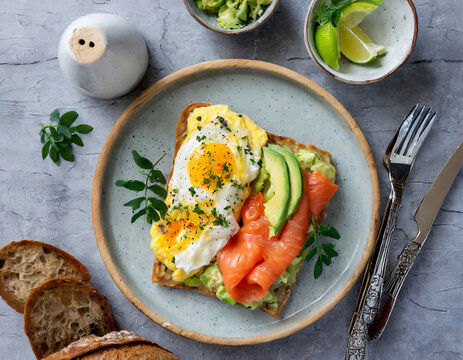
[0,240,91,313]
[24,277,116,359]
[151,103,334,318]
[44,330,178,360]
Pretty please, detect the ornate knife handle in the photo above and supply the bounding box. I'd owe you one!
[346,274,384,360]
[346,189,403,360]
[369,241,421,340]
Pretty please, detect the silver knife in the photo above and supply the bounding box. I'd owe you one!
[369,140,463,340]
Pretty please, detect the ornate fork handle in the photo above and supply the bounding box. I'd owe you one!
[346,185,403,360]
[369,241,421,340]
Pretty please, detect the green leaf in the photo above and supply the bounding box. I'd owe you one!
[49,145,59,163]
[132,150,154,169]
[69,126,77,133]
[146,206,160,222]
[131,208,147,223]
[322,244,339,258]
[50,109,60,122]
[59,111,78,127]
[305,247,318,263]
[319,225,341,239]
[49,127,63,142]
[148,198,168,214]
[123,197,145,211]
[42,141,51,159]
[58,125,72,139]
[303,233,316,250]
[76,124,93,134]
[71,134,84,146]
[59,145,74,162]
[150,169,166,184]
[321,254,331,266]
[39,129,46,144]
[115,180,146,191]
[314,257,323,279]
[148,184,167,199]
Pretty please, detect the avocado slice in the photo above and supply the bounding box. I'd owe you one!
[262,147,290,237]
[268,144,303,218]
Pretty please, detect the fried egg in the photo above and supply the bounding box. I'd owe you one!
[150,105,267,281]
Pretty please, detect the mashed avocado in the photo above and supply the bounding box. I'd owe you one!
[198,262,278,309]
[195,0,272,30]
[295,149,336,182]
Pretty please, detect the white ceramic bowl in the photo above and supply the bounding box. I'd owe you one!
[58,13,148,99]
[304,0,418,84]
[184,0,280,35]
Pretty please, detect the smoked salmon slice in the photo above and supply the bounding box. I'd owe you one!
[307,171,338,218]
[217,172,311,303]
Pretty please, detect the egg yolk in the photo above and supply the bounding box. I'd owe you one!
[154,199,215,261]
[188,142,234,192]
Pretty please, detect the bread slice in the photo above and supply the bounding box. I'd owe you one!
[24,277,116,359]
[43,330,178,360]
[0,240,91,313]
[151,103,334,318]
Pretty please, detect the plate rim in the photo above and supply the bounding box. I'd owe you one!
[91,59,380,345]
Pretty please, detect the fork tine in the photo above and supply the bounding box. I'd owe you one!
[407,110,437,158]
[399,106,429,155]
[390,104,420,155]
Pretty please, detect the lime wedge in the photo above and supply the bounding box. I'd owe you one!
[315,22,339,70]
[339,25,383,64]
[339,2,379,29]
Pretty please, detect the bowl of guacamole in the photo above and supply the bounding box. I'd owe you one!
[184,0,279,34]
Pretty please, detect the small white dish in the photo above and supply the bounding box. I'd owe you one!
[304,0,418,84]
[58,13,148,99]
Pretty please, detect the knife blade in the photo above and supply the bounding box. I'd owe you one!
[369,140,463,340]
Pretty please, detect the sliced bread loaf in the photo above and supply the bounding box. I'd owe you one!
[0,240,91,313]
[43,330,178,360]
[24,277,115,359]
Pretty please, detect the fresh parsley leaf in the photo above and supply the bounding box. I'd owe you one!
[123,197,145,211]
[304,217,341,278]
[116,180,146,191]
[132,150,154,169]
[116,152,167,224]
[75,124,93,134]
[319,224,341,239]
[189,187,196,196]
[39,109,92,165]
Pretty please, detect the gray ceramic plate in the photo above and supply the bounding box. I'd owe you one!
[92,60,380,345]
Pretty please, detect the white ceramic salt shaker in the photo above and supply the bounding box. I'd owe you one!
[58,13,148,99]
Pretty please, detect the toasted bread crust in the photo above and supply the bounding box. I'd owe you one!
[0,240,91,313]
[43,330,177,360]
[24,277,116,359]
[152,103,335,318]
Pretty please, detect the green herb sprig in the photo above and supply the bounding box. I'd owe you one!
[39,109,93,164]
[303,217,341,279]
[116,151,168,224]
[315,0,382,27]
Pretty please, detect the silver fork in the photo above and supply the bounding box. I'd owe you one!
[345,105,437,360]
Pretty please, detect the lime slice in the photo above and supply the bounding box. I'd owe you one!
[338,2,379,29]
[315,22,339,70]
[339,25,383,64]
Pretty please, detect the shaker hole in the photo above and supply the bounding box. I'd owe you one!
[79,39,85,45]
[89,41,95,48]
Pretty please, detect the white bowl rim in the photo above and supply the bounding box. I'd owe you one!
[303,0,418,84]
[183,0,280,35]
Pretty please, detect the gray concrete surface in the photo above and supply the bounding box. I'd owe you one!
[1,1,462,359]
